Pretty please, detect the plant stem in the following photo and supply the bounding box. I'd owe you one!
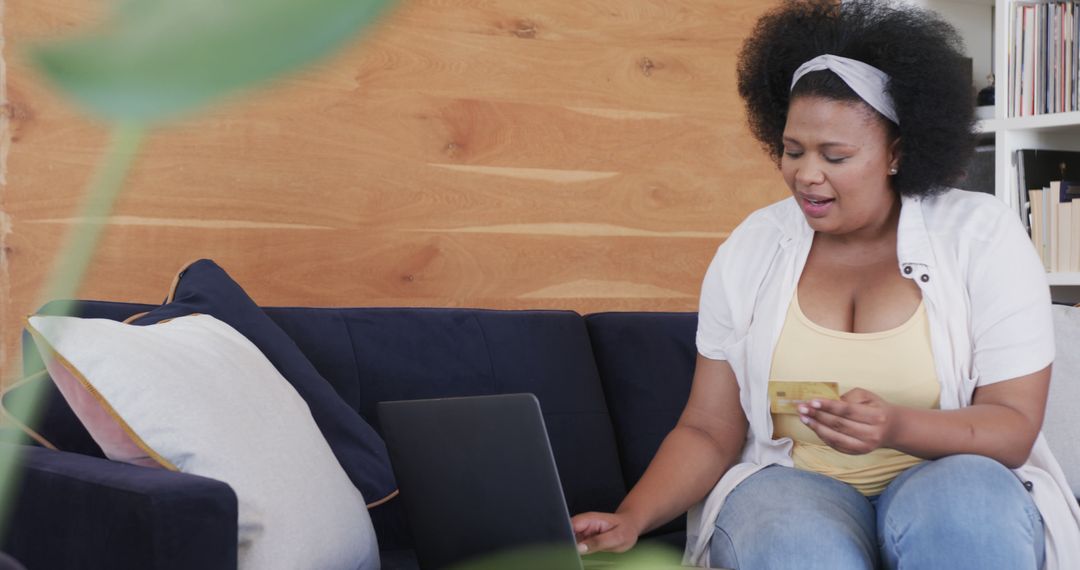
[41,122,146,312]
[0,121,145,539]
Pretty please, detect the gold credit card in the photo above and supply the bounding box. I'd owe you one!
[768,381,840,414]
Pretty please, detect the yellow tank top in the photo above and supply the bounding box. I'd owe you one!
[770,290,940,496]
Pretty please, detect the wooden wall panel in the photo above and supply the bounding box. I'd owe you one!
[0,0,787,376]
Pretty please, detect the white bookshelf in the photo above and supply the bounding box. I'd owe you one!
[923,0,1080,298]
[993,0,1080,296]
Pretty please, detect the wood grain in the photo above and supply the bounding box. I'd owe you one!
[0,0,787,378]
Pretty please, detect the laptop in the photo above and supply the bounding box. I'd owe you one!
[377,393,686,570]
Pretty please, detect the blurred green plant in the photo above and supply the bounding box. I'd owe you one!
[448,542,686,570]
[32,0,394,122]
[0,0,396,540]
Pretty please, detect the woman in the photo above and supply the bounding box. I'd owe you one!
[570,1,1080,569]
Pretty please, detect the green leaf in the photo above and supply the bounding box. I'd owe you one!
[29,0,396,122]
[448,543,684,570]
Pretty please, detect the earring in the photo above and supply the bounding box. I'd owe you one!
[888,168,898,175]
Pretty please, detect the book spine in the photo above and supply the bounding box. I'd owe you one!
[1058,200,1071,272]
[1045,187,1053,269]
[1045,183,1054,270]
[1052,4,1059,113]
[1071,199,1080,272]
[1036,4,1042,114]
[1056,3,1061,112]
[1011,4,1018,116]
[1063,4,1069,111]
[1031,189,1046,269]
[1025,6,1036,115]
[1069,3,1073,111]
[1015,3,1023,116]
[1017,150,1030,233]
[1069,3,1074,111]
[1060,4,1065,112]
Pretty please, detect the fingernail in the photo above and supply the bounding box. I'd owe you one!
[800,415,810,425]
[797,405,809,415]
[578,543,588,554]
[811,400,822,409]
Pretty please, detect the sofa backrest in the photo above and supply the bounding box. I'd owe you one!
[585,312,697,536]
[26,300,1074,549]
[266,307,629,549]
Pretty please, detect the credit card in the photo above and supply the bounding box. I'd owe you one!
[768,381,840,414]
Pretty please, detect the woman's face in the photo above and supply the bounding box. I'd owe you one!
[780,96,901,240]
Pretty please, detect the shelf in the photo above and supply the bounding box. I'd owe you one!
[950,0,1080,289]
[1046,272,1080,286]
[1000,111,1080,132]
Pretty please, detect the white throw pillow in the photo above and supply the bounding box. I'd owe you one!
[27,313,379,570]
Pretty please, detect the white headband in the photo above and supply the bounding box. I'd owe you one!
[790,54,899,125]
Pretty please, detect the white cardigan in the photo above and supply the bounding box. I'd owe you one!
[686,189,1080,569]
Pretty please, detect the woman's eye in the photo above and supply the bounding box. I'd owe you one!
[824,156,847,164]
[783,151,803,158]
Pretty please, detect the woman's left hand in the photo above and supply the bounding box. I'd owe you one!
[799,388,900,454]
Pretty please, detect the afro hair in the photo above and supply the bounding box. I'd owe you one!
[737,0,976,197]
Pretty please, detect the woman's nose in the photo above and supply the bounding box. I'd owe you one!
[795,165,825,186]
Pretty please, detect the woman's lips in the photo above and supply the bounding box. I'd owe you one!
[799,195,834,218]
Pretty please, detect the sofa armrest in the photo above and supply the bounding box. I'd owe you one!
[1,444,238,570]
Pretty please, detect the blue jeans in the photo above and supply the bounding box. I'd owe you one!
[709,454,1045,569]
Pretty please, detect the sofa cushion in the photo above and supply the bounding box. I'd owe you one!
[128,259,396,506]
[585,312,697,536]
[1047,304,1080,497]
[26,313,378,569]
[334,308,628,550]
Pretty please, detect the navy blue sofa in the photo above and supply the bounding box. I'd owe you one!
[3,302,697,569]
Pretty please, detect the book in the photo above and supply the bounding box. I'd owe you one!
[1046,188,1055,269]
[1072,200,1080,271]
[1010,2,1021,113]
[1031,189,1046,268]
[1063,4,1070,112]
[1027,4,1036,115]
[1049,3,1054,111]
[1050,188,1059,271]
[1014,148,1080,232]
[1052,179,1065,203]
[1058,199,1071,271]
[1010,2,1080,116]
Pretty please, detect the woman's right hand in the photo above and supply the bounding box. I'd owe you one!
[570,511,641,555]
[570,356,746,557]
